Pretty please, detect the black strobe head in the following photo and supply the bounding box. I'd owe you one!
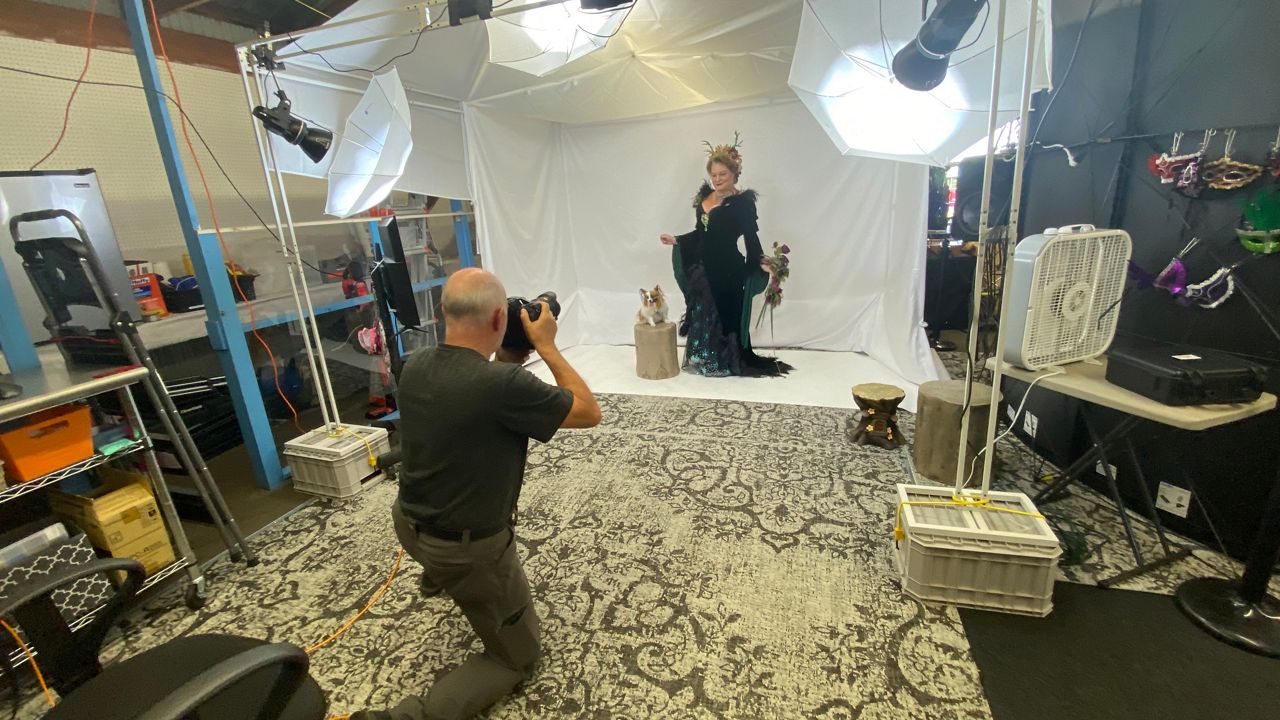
[892,0,987,92]
[252,91,333,164]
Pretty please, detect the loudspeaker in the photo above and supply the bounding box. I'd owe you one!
[951,155,1014,241]
[924,252,976,333]
[448,0,492,26]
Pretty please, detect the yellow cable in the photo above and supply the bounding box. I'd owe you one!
[292,0,332,18]
[1,619,56,707]
[330,426,379,468]
[894,497,1046,541]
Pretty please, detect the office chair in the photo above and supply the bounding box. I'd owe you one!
[0,557,326,719]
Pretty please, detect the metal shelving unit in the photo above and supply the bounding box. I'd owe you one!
[0,440,145,502]
[0,361,207,613]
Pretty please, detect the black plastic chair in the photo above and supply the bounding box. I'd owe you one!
[0,558,326,719]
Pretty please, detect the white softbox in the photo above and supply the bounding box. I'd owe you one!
[325,67,414,217]
[485,0,631,77]
[788,0,1051,166]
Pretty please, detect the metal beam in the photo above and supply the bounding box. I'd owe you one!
[121,0,286,489]
[154,0,216,17]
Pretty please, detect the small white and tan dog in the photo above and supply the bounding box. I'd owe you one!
[636,285,669,326]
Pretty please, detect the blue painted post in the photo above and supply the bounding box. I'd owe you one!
[450,199,475,268]
[0,262,40,371]
[121,0,285,488]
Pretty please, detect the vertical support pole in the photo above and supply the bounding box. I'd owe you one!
[0,262,40,371]
[450,199,475,268]
[121,0,284,489]
[954,0,1009,496]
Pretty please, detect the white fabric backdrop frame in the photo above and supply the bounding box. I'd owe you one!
[466,99,940,384]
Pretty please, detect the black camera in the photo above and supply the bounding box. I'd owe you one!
[502,291,560,352]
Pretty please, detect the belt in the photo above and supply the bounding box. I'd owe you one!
[414,521,509,542]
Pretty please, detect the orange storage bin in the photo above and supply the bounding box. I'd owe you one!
[0,405,94,482]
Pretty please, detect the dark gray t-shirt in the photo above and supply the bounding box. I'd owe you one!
[396,344,573,530]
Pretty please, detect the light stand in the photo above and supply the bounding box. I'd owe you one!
[953,0,1037,501]
[1176,455,1280,657]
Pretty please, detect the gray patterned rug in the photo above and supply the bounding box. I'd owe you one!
[11,393,1259,719]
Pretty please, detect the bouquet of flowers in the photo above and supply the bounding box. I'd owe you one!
[755,241,791,329]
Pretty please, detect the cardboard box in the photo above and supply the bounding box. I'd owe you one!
[48,473,165,555]
[111,525,175,577]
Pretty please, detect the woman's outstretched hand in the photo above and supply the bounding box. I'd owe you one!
[660,233,677,246]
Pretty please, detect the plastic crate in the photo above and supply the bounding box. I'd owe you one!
[895,484,1061,617]
[283,424,390,499]
[0,404,94,482]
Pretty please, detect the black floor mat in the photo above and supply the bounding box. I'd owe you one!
[961,581,1280,720]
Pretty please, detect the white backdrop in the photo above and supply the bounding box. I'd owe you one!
[467,99,940,383]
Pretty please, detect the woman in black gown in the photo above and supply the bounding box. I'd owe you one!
[660,141,792,377]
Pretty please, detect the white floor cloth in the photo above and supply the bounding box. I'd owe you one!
[525,345,947,414]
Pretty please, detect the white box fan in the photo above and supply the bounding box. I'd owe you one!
[1003,224,1132,370]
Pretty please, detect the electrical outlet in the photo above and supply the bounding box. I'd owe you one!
[1155,482,1192,518]
[1022,411,1039,438]
[1094,461,1118,478]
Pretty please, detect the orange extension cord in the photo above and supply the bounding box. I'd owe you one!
[144,0,304,433]
[29,0,97,171]
[2,548,405,717]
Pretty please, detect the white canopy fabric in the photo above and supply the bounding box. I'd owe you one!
[484,0,631,77]
[260,0,1056,383]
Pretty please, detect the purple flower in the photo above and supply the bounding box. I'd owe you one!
[779,244,791,254]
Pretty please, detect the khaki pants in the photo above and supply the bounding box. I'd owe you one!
[389,505,541,720]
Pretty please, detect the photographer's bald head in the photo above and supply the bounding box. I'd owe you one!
[441,268,509,354]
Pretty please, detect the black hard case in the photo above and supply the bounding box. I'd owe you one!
[1104,345,1267,406]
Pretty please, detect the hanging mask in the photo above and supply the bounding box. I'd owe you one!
[1174,130,1216,198]
[1149,132,1199,184]
[1201,129,1263,191]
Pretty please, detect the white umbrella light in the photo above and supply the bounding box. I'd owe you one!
[325,67,413,218]
[485,0,630,78]
[788,0,1051,166]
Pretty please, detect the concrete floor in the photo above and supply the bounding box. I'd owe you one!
[172,392,372,563]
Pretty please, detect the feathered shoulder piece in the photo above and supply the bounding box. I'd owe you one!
[692,182,713,208]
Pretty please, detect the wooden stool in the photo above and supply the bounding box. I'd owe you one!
[912,379,995,484]
[634,321,679,380]
[849,383,906,449]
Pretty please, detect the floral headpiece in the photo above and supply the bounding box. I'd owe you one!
[703,131,744,171]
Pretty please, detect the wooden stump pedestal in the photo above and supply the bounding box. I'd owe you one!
[849,383,906,449]
[634,321,679,380]
[911,379,995,485]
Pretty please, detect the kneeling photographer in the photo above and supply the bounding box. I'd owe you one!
[355,269,601,720]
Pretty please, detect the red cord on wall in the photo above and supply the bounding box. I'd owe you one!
[29,0,97,171]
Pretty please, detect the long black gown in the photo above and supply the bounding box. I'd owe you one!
[672,183,792,377]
